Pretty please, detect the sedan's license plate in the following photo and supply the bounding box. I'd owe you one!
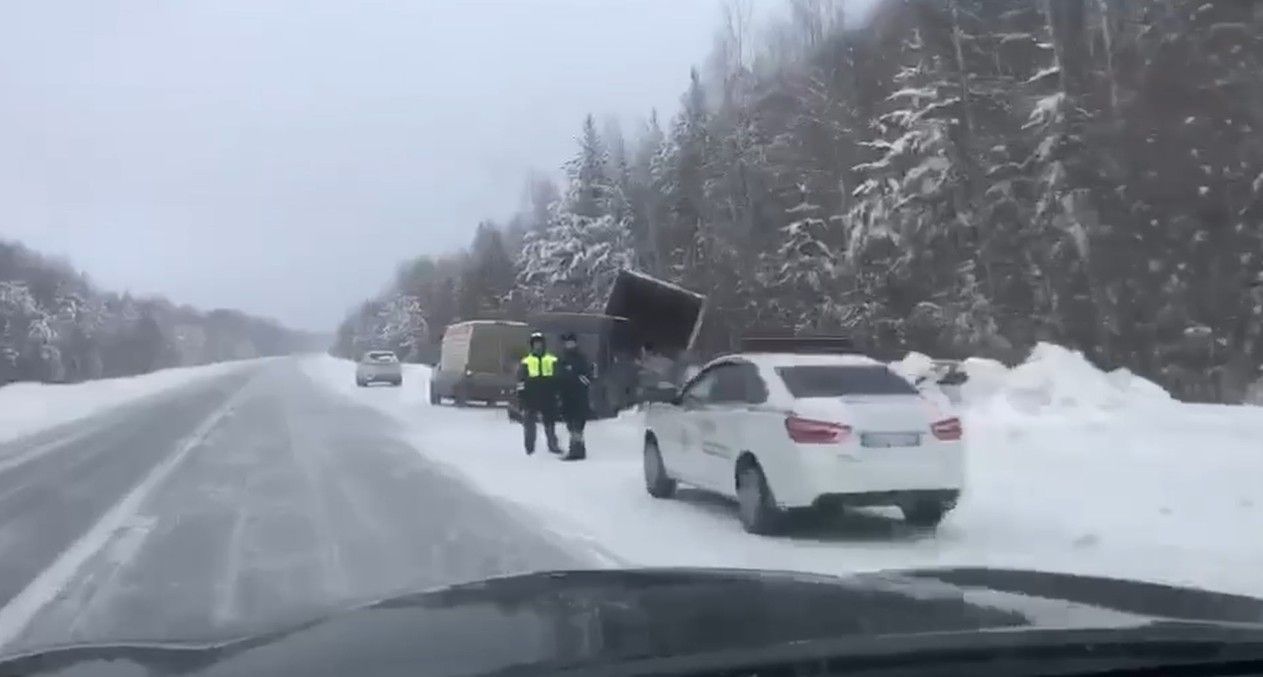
[860,432,922,448]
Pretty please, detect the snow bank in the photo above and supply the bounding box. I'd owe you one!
[303,351,1263,597]
[951,344,1260,594]
[897,342,1172,418]
[0,360,259,445]
[958,357,1009,403]
[999,343,1171,413]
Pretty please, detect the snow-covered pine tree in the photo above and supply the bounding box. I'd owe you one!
[1017,0,1137,366]
[376,293,428,360]
[515,115,638,313]
[842,20,960,348]
[458,222,517,320]
[760,194,839,330]
[565,114,616,220]
[0,281,41,383]
[655,70,713,285]
[628,111,667,272]
[1116,0,1263,396]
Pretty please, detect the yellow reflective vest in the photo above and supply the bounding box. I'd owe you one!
[521,353,558,378]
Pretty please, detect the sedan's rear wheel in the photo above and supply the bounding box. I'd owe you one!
[643,438,676,498]
[736,464,784,535]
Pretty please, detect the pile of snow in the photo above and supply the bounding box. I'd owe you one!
[999,343,1171,413]
[0,360,258,445]
[896,342,1173,417]
[889,351,938,383]
[302,350,1263,597]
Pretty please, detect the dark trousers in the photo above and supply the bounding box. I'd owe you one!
[561,395,587,459]
[564,416,586,436]
[523,408,559,453]
[564,415,586,443]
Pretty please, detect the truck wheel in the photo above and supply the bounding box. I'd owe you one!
[736,463,784,535]
[902,500,950,528]
[429,386,440,405]
[356,378,366,387]
[643,438,676,498]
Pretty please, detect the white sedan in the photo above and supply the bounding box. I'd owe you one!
[641,353,964,534]
[356,350,403,387]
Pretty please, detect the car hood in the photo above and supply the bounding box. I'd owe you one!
[4,567,1263,676]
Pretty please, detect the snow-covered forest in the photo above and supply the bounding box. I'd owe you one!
[335,0,1263,403]
[1,240,314,385]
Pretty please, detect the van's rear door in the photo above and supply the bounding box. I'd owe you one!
[467,324,529,376]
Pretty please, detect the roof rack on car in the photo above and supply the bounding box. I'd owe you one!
[740,334,860,355]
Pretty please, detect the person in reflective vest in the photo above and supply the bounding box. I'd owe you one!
[516,332,561,455]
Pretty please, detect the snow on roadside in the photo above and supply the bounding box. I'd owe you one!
[0,359,261,445]
[301,351,1263,597]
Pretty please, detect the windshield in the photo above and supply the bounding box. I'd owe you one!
[3,0,1262,670]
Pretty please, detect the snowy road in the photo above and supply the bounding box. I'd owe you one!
[2,350,1261,656]
[0,359,581,653]
[304,354,1263,601]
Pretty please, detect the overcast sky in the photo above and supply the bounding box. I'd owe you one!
[0,1,871,332]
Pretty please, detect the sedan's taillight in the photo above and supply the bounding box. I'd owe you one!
[931,417,963,441]
[785,416,851,444]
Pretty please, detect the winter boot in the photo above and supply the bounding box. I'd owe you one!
[564,430,586,461]
[545,426,562,455]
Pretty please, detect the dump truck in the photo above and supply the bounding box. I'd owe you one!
[603,269,706,365]
[507,270,706,422]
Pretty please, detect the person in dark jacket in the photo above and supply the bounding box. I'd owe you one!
[556,331,592,460]
[516,332,561,455]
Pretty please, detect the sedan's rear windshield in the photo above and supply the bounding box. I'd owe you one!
[776,365,917,397]
[366,352,398,362]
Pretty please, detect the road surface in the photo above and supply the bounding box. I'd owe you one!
[0,359,582,653]
[4,354,1263,657]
